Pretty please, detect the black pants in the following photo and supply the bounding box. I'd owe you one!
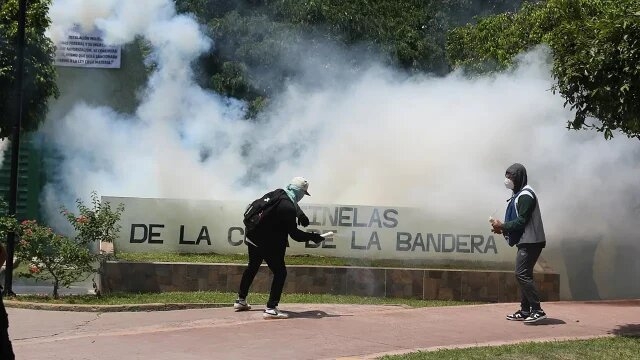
[238,243,287,309]
[515,245,543,312]
[0,292,15,360]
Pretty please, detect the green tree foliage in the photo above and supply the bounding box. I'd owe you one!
[11,193,124,298]
[17,220,94,298]
[0,0,59,138]
[447,0,640,139]
[60,191,125,246]
[270,0,526,73]
[60,192,125,295]
[174,0,525,116]
[0,201,18,245]
[271,0,445,72]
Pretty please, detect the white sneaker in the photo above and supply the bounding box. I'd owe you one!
[263,307,289,319]
[233,299,251,311]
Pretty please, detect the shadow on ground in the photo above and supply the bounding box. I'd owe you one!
[240,309,348,319]
[609,324,640,336]
[286,310,348,319]
[580,300,640,307]
[524,318,566,326]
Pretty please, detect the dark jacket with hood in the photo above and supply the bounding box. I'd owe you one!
[502,163,547,248]
[247,190,320,250]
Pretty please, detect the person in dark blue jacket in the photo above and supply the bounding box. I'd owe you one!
[491,163,548,324]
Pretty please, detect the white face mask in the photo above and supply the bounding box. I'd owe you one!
[504,178,514,190]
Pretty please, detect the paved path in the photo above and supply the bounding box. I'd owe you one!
[7,300,640,360]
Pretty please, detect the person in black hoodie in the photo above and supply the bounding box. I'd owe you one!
[234,177,324,319]
[490,163,548,324]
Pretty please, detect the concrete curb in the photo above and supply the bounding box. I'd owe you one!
[342,334,622,360]
[3,300,417,313]
[6,298,638,313]
[4,300,230,312]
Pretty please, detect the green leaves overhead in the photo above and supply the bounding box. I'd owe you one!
[447,0,640,139]
[174,0,525,116]
[0,0,59,139]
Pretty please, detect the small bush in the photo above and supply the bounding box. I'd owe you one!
[16,220,94,298]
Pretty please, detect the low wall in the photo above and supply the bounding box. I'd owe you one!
[100,261,560,303]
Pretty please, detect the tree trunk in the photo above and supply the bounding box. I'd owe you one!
[53,279,59,299]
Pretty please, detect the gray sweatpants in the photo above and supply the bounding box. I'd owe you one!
[515,245,543,312]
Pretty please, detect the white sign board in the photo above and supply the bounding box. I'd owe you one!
[54,26,121,68]
[105,196,514,264]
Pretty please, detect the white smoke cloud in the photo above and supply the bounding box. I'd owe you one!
[42,0,640,299]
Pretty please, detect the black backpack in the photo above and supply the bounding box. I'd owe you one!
[243,189,287,240]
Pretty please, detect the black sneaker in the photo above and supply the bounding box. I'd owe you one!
[524,310,547,324]
[506,310,530,321]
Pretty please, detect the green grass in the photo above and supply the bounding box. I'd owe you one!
[379,336,640,360]
[9,291,476,307]
[115,252,512,270]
